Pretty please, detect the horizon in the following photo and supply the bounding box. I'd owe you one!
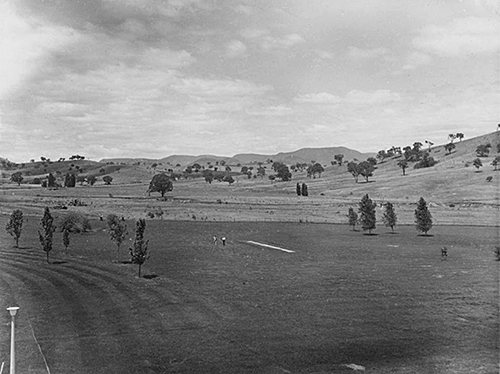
[1,1,498,163]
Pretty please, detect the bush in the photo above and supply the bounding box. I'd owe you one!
[59,212,92,233]
[414,152,437,169]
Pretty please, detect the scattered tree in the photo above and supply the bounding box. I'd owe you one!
[10,172,23,185]
[397,159,408,176]
[334,154,344,165]
[107,214,128,256]
[347,161,360,183]
[414,152,437,169]
[491,156,500,171]
[273,162,291,181]
[103,176,113,185]
[64,173,76,187]
[444,143,455,155]
[129,219,150,278]
[415,197,432,235]
[202,169,214,184]
[448,134,456,143]
[476,143,491,157]
[38,207,56,263]
[347,207,358,231]
[223,175,235,185]
[6,209,23,247]
[456,133,464,142]
[358,161,375,182]
[148,173,173,197]
[382,202,397,233]
[358,194,376,234]
[87,175,97,185]
[473,158,483,171]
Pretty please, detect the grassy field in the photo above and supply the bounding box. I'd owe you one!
[0,216,498,373]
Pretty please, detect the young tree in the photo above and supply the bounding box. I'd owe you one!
[473,158,483,171]
[397,159,408,176]
[107,214,128,256]
[6,209,23,247]
[129,219,150,278]
[347,207,358,231]
[382,202,397,233]
[10,172,23,185]
[39,207,56,263]
[415,197,432,235]
[148,173,173,197]
[103,176,113,185]
[358,194,376,234]
[301,183,308,196]
[296,183,301,196]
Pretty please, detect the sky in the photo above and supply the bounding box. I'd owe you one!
[0,0,499,162]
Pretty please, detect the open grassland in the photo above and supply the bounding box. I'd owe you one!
[0,217,498,373]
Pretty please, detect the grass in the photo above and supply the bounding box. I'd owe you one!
[0,216,498,373]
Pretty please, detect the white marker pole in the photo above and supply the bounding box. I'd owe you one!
[6,307,19,374]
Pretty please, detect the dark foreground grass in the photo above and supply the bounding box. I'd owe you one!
[0,217,498,373]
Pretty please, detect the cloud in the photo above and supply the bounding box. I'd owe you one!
[347,46,388,59]
[0,2,79,98]
[261,33,305,50]
[401,51,432,70]
[225,40,247,58]
[294,92,341,105]
[413,17,500,57]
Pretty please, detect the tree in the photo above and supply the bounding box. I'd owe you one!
[347,207,358,231]
[87,175,97,185]
[491,156,500,171]
[129,219,150,278]
[382,202,397,233]
[448,134,456,143]
[366,157,377,166]
[107,214,128,256]
[444,143,455,155]
[241,166,249,174]
[358,161,375,182]
[473,158,483,171]
[476,144,491,157]
[64,173,76,187]
[376,150,387,162]
[358,194,376,234]
[424,140,434,152]
[103,176,113,185]
[223,175,235,185]
[202,169,214,183]
[38,207,56,263]
[456,133,464,142]
[273,162,291,181]
[415,197,432,235]
[296,183,301,196]
[301,183,308,196]
[10,172,23,185]
[414,152,437,169]
[148,173,173,197]
[334,154,344,165]
[347,161,360,183]
[308,163,324,178]
[6,209,23,248]
[397,159,408,176]
[257,166,266,178]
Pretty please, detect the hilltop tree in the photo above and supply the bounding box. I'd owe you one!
[347,207,358,231]
[129,219,150,278]
[103,176,113,185]
[456,133,464,142]
[376,150,387,162]
[148,173,173,197]
[366,157,377,166]
[107,214,128,256]
[415,197,432,235]
[6,209,23,248]
[397,159,408,176]
[382,202,397,233]
[473,158,483,171]
[424,140,434,152]
[448,134,456,143]
[38,207,56,263]
[296,183,301,196]
[358,194,376,234]
[444,143,455,155]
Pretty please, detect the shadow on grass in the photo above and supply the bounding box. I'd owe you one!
[143,274,158,280]
[362,233,379,236]
[51,260,67,265]
[18,246,32,250]
[120,260,132,264]
[417,234,434,237]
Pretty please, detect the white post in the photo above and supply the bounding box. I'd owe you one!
[6,307,19,374]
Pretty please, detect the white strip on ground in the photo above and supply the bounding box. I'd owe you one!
[245,241,295,253]
[29,319,51,374]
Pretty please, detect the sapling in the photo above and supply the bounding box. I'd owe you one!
[129,219,150,277]
[6,209,23,248]
[39,207,56,263]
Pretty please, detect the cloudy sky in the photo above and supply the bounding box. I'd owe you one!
[0,0,499,162]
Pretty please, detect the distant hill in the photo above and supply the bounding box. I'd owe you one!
[100,146,374,167]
